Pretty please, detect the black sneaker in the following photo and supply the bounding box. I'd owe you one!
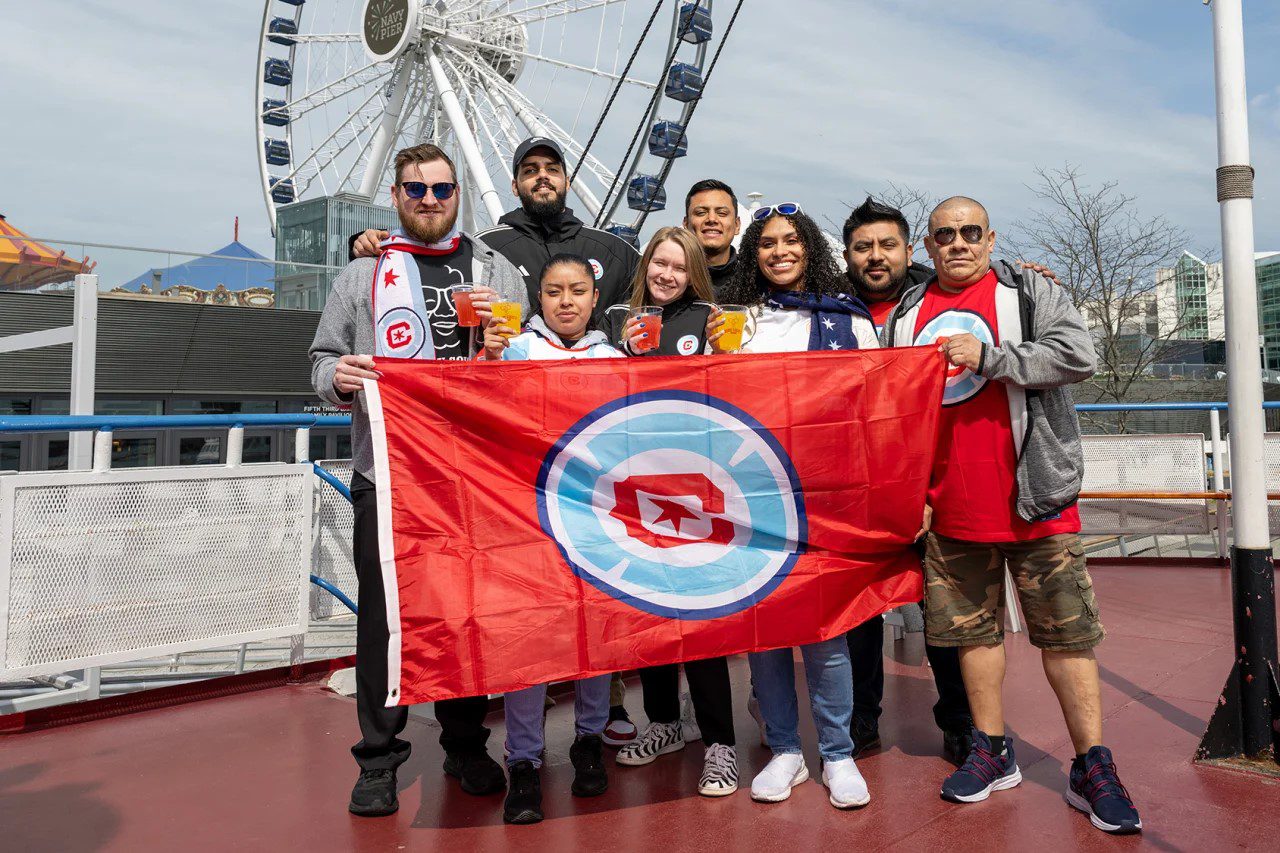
[1066,746,1142,834]
[503,760,543,825]
[942,726,975,766]
[569,734,609,797]
[348,768,398,817]
[443,749,506,795]
[850,718,881,759]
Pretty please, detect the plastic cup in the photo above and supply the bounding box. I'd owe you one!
[450,284,480,327]
[604,304,632,346]
[491,301,522,337]
[629,306,663,353]
[715,304,748,352]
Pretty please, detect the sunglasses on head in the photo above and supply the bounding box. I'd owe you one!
[752,202,802,222]
[932,224,986,246]
[399,181,458,201]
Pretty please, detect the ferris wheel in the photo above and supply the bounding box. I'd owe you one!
[255,0,732,241]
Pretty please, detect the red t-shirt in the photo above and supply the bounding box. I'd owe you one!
[867,298,897,337]
[912,270,1080,542]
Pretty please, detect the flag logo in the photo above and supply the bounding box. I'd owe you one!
[912,309,994,405]
[537,390,806,619]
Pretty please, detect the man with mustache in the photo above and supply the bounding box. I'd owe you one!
[352,137,638,323]
[841,197,974,764]
[682,178,742,296]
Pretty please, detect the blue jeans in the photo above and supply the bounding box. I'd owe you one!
[504,673,611,768]
[748,636,854,762]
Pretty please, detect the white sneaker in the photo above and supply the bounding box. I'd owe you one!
[747,694,768,747]
[822,758,870,809]
[616,721,685,766]
[680,691,702,742]
[750,753,809,802]
[698,744,738,797]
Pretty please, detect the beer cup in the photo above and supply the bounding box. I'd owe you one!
[490,301,522,337]
[715,304,749,352]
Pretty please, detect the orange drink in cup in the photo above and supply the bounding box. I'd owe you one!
[491,301,522,337]
[450,284,480,327]
[715,304,748,352]
[629,306,663,353]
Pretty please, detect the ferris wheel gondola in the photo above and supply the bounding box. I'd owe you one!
[254,0,722,243]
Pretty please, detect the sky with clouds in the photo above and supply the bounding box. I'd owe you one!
[2,0,1277,284]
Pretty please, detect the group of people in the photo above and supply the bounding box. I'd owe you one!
[309,137,1143,835]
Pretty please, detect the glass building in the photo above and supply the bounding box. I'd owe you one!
[1173,253,1210,340]
[274,194,399,311]
[1258,252,1280,370]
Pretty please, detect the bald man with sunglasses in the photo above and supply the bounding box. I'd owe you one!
[882,197,1141,835]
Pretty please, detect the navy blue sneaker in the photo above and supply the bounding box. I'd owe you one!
[940,729,1022,803]
[1066,746,1142,834]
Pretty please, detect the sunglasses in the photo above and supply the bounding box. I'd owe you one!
[399,181,458,201]
[752,202,802,222]
[931,224,986,246]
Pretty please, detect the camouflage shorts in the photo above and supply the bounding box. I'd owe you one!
[924,532,1104,651]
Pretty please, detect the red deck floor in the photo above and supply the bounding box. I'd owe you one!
[3,562,1279,852]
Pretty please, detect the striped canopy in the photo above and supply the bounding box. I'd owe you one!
[0,214,95,290]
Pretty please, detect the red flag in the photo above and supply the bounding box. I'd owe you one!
[367,348,945,705]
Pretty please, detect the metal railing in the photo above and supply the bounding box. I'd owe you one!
[1,401,1278,716]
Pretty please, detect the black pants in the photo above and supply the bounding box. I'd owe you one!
[846,610,971,733]
[351,473,490,772]
[638,658,735,747]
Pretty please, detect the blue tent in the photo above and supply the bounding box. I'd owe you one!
[120,241,274,293]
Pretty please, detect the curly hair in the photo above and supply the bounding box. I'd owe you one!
[717,210,852,306]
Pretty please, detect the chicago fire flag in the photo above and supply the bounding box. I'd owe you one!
[367,348,945,705]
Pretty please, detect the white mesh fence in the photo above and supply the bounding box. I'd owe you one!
[0,465,311,679]
[312,459,357,620]
[1080,434,1210,535]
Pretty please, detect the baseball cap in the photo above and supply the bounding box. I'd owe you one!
[512,137,565,176]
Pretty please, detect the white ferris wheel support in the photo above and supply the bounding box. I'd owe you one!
[256,0,722,237]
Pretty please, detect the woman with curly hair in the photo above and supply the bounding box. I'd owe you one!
[712,204,875,810]
[712,204,877,353]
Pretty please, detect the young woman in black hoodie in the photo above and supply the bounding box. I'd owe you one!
[602,227,718,358]
[603,226,739,796]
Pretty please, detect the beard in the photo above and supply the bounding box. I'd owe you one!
[849,264,909,301]
[520,183,567,220]
[398,205,458,245]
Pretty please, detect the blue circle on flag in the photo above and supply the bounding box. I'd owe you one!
[536,390,807,620]
[912,309,996,406]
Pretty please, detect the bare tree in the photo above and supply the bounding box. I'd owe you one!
[832,182,937,260]
[1007,165,1211,433]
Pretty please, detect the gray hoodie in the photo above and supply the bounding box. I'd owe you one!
[308,234,530,482]
[883,259,1097,523]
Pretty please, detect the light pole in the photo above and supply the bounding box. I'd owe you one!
[1197,0,1280,767]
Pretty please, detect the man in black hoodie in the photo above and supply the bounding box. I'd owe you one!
[351,137,637,323]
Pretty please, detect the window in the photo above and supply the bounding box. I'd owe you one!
[0,398,32,416]
[243,435,273,463]
[112,437,158,468]
[170,400,278,415]
[179,436,222,465]
[1,441,20,471]
[97,399,164,416]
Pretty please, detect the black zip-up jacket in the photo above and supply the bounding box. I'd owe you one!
[476,207,639,323]
[602,294,715,357]
[709,248,739,298]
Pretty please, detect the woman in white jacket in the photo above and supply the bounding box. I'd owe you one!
[710,204,877,810]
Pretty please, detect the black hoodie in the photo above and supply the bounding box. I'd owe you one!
[708,247,739,299]
[475,207,639,322]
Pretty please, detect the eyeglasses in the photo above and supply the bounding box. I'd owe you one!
[399,181,458,201]
[931,224,986,246]
[752,202,802,222]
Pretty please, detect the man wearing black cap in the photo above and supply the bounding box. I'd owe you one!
[352,137,638,322]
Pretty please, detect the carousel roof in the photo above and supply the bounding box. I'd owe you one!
[0,213,95,290]
[119,240,275,294]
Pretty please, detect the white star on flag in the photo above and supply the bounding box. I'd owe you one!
[821,317,835,329]
[828,341,842,350]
